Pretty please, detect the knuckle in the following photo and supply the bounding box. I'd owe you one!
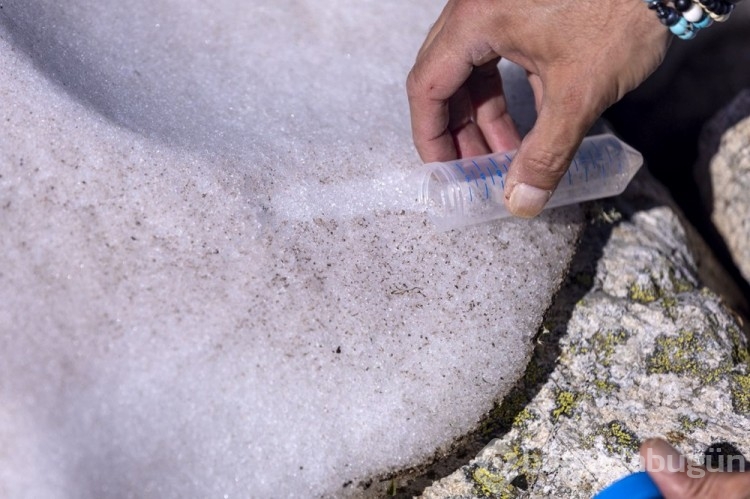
[405,67,423,99]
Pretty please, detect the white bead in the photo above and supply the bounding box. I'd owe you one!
[684,3,705,22]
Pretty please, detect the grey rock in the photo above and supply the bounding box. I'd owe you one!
[421,171,750,498]
[696,90,750,285]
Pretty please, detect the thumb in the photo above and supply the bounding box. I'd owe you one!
[504,84,597,218]
[641,438,750,499]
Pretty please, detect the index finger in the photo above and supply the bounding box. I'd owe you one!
[406,28,476,163]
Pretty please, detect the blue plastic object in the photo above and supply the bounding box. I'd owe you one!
[593,472,664,499]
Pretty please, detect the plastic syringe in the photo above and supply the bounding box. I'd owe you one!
[414,134,643,231]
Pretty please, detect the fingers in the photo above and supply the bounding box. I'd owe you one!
[526,71,543,113]
[448,85,491,158]
[503,75,599,218]
[466,62,521,153]
[408,2,513,163]
[407,23,476,162]
[641,439,750,499]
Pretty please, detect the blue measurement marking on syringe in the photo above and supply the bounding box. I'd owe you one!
[503,155,512,172]
[454,162,474,202]
[482,162,496,185]
[471,160,490,199]
[488,158,505,189]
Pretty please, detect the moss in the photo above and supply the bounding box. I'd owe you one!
[731,374,750,414]
[678,414,707,433]
[629,282,661,304]
[523,356,545,387]
[551,390,579,421]
[597,420,640,456]
[385,479,397,496]
[480,357,547,435]
[469,466,515,498]
[574,272,594,288]
[483,390,528,437]
[646,330,729,383]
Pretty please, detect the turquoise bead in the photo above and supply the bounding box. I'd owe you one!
[669,17,690,35]
[694,14,713,28]
[678,28,697,39]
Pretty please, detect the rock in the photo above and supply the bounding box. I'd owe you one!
[421,170,750,498]
[696,90,750,285]
[0,2,583,497]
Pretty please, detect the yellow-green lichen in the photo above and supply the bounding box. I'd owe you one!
[629,282,661,304]
[728,327,750,367]
[597,420,640,455]
[646,330,729,383]
[731,374,750,414]
[481,357,547,435]
[668,268,694,294]
[512,408,537,429]
[661,296,678,319]
[551,390,579,421]
[592,378,619,394]
[665,430,687,446]
[470,466,515,498]
[483,390,529,437]
[678,414,707,433]
[501,443,542,474]
[590,330,630,367]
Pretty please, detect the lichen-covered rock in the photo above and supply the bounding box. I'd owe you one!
[421,171,750,499]
[696,90,750,284]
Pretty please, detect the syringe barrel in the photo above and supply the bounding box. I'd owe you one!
[415,134,643,231]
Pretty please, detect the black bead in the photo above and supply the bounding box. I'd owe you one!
[655,5,671,21]
[653,4,668,17]
[702,0,720,11]
[674,0,692,11]
[665,8,681,24]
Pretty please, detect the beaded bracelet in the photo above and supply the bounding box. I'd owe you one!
[643,0,741,39]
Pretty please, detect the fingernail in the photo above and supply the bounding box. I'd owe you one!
[507,183,552,218]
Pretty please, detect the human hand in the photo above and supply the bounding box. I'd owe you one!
[641,438,750,498]
[407,0,670,217]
